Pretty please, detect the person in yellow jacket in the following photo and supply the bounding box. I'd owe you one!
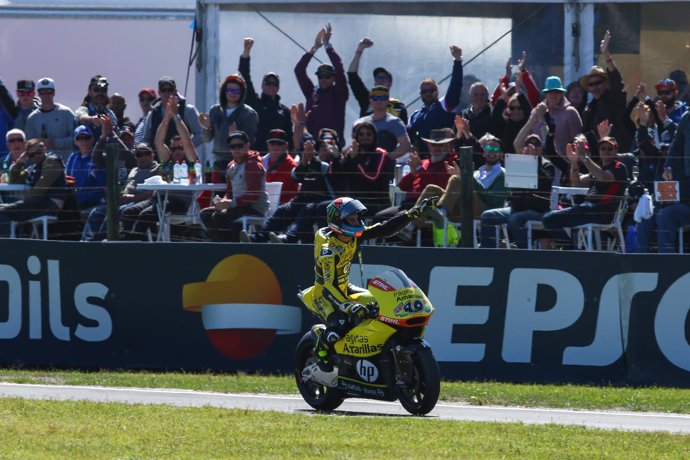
[300,196,435,381]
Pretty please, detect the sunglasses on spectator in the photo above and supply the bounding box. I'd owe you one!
[267,140,286,146]
[91,86,107,94]
[159,87,176,93]
[135,149,152,158]
[484,145,501,153]
[526,142,542,148]
[38,89,55,95]
[599,145,615,151]
[229,142,245,150]
[374,75,391,83]
[357,131,375,137]
[587,79,606,88]
[657,90,674,96]
[17,90,34,97]
[226,88,242,95]
[170,146,184,152]
[370,95,388,102]
[420,88,436,95]
[139,96,155,103]
[317,74,334,80]
[263,80,279,87]
[7,137,24,144]
[508,105,523,111]
[75,136,92,141]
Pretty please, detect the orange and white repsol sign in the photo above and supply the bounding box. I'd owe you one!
[182,254,302,360]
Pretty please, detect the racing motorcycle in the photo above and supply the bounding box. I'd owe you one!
[294,268,440,415]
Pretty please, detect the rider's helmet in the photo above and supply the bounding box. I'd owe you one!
[326,197,367,237]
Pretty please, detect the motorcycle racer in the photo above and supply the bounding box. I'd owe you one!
[301,195,437,382]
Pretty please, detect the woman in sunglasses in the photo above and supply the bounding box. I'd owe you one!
[199,74,258,179]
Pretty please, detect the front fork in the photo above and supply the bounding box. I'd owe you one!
[390,339,430,385]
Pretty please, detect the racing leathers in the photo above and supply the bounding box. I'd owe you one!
[303,209,418,370]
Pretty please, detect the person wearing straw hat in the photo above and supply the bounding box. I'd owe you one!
[579,30,633,155]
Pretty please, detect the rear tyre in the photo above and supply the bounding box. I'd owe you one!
[294,332,344,411]
[396,346,440,415]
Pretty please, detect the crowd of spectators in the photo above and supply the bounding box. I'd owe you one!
[1,26,690,252]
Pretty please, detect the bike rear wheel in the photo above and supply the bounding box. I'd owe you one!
[395,346,440,415]
[294,333,344,411]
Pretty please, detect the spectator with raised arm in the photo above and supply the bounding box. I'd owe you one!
[354,86,411,160]
[580,30,632,153]
[295,23,348,145]
[199,73,259,175]
[24,78,76,162]
[142,76,203,150]
[408,45,463,155]
[347,38,407,123]
[490,52,540,108]
[239,37,293,152]
[489,72,532,154]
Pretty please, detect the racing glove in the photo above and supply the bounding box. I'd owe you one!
[406,196,438,219]
[339,302,370,321]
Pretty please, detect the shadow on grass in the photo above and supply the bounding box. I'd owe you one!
[296,408,436,418]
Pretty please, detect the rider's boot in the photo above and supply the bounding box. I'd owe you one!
[302,326,339,387]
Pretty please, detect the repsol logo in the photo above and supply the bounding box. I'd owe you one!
[425,267,690,372]
[0,256,111,342]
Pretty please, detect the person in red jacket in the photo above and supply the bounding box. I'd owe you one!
[199,131,268,241]
[262,129,299,204]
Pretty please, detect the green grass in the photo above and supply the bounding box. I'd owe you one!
[0,398,687,459]
[1,368,690,414]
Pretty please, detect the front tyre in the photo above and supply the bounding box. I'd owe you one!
[294,332,344,411]
[395,346,440,415]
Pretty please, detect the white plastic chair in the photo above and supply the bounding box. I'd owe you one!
[573,198,628,252]
[10,215,57,240]
[526,186,589,249]
[237,182,283,232]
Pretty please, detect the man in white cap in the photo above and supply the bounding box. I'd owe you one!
[24,77,76,162]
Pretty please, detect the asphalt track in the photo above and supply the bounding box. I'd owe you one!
[1,383,689,435]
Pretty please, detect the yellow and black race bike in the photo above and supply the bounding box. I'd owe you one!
[295,268,440,415]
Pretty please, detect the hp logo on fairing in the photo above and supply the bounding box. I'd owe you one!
[356,359,379,383]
